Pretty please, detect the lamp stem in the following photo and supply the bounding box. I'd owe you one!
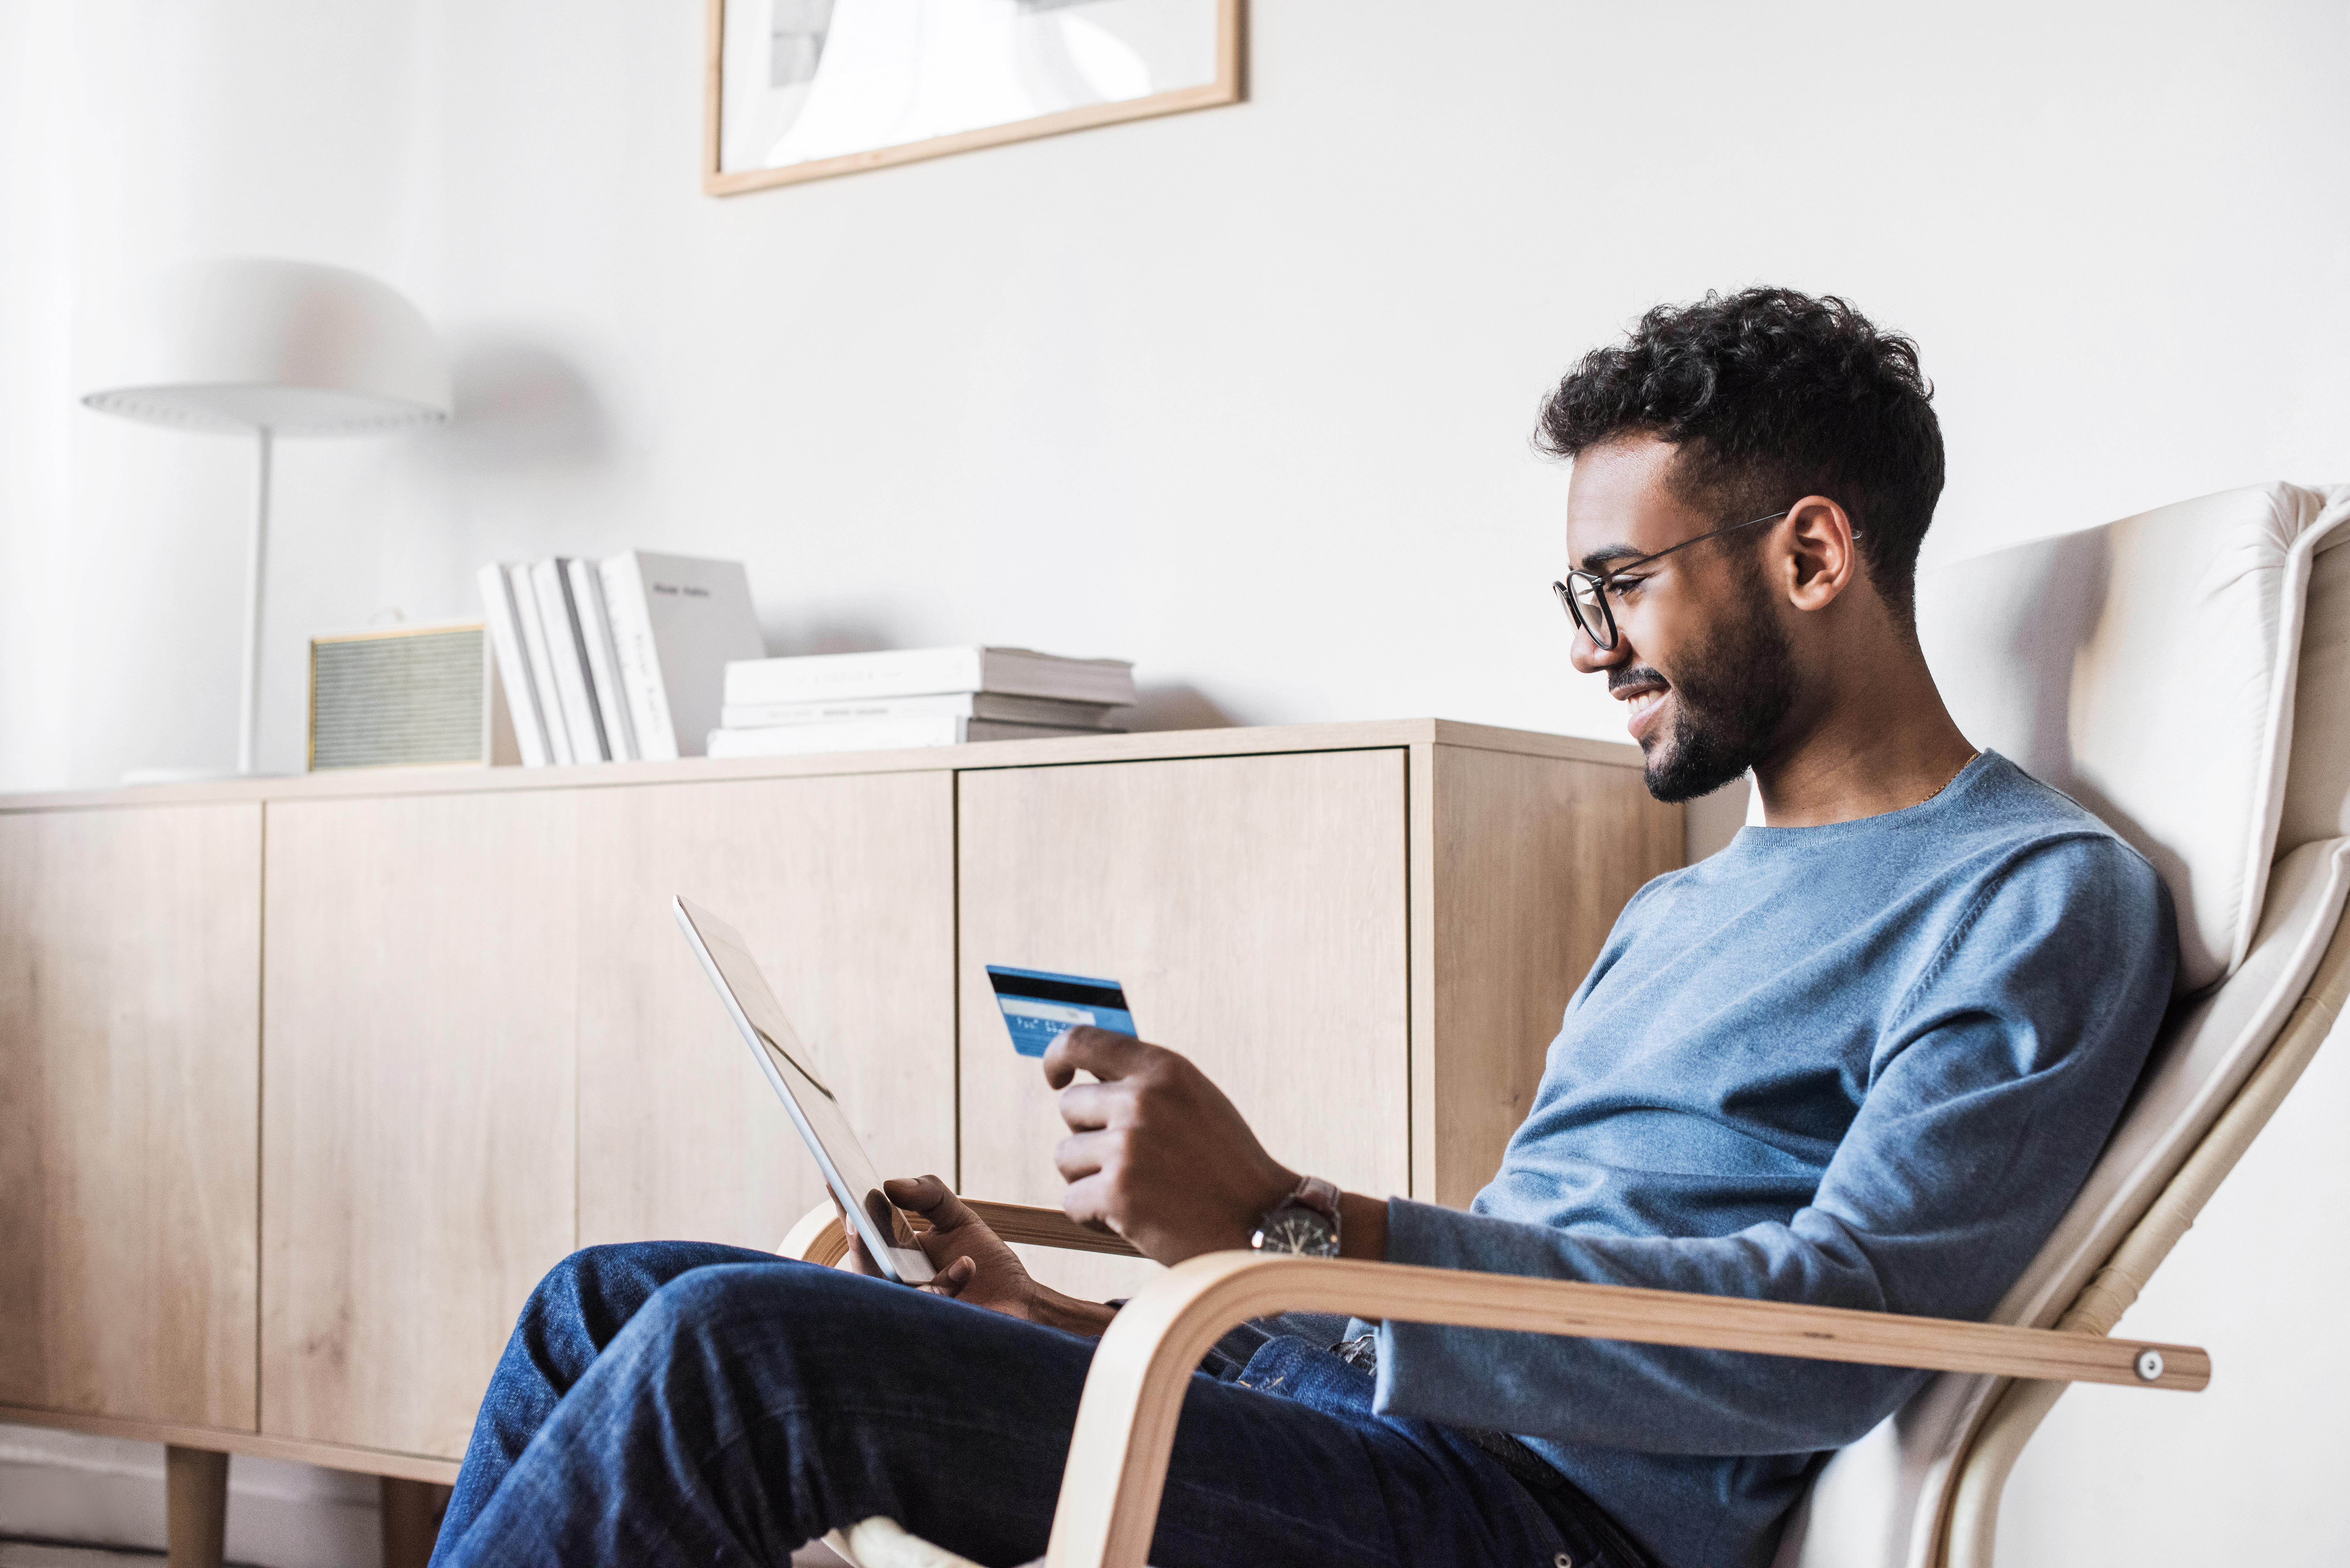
[238,426,273,776]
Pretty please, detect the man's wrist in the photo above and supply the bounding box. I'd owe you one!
[1030,1285,1119,1338]
[1335,1191,1388,1262]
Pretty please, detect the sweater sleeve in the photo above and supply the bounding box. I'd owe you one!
[1373,838,2175,1455]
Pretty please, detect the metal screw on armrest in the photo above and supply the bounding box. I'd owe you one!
[2134,1348,2165,1382]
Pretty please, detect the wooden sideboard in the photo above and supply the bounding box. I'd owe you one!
[0,720,1679,1491]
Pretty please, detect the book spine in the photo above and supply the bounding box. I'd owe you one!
[477,563,551,766]
[600,553,678,761]
[716,693,1123,729]
[510,562,574,765]
[534,559,610,763]
[721,694,974,728]
[570,557,637,762]
[534,561,596,761]
[706,714,965,758]
[723,647,985,705]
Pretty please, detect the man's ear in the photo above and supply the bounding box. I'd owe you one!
[1779,496,1859,613]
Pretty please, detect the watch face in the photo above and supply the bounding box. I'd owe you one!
[1253,1206,1339,1259]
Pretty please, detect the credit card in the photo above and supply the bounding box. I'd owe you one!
[986,965,1135,1058]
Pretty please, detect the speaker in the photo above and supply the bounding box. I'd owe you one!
[308,620,519,771]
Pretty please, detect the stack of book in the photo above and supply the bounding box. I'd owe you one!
[708,646,1137,758]
[478,551,764,766]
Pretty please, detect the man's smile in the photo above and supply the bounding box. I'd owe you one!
[1611,673,1671,741]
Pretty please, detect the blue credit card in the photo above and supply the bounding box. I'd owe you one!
[985,965,1135,1058]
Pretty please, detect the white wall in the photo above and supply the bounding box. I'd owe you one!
[2,1,2346,1562]
[0,1427,380,1568]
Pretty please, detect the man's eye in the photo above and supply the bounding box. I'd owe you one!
[1604,575,1648,602]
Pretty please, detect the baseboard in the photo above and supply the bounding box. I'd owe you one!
[0,1425,381,1568]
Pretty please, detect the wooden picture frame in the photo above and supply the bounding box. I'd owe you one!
[703,0,1243,196]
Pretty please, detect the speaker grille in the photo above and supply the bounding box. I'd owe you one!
[310,625,485,771]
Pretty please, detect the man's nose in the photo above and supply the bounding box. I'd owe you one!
[1569,622,1632,676]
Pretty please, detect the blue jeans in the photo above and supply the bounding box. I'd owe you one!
[429,1242,1649,1568]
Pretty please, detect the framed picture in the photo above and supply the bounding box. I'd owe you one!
[704,0,1243,195]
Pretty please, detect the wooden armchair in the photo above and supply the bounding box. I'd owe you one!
[781,1198,2216,1568]
[785,481,2350,1568]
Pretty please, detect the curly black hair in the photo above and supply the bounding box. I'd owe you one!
[1535,288,1944,625]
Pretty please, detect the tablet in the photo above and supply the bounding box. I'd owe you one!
[673,895,936,1286]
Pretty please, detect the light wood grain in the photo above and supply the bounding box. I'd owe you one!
[260,792,581,1459]
[573,773,957,1250]
[0,805,260,1429]
[958,750,1409,1301]
[967,1199,1143,1256]
[0,719,1661,1482]
[1044,1252,2210,1568]
[1416,745,1684,1205]
[0,720,1649,815]
[702,0,1244,197]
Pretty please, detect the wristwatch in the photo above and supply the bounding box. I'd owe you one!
[1251,1174,1343,1259]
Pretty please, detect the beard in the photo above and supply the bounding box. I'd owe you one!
[1636,576,1797,804]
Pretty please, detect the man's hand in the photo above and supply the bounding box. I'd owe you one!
[1044,1027,1299,1264]
[835,1175,1118,1337]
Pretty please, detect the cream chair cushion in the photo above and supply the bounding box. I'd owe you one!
[1916,482,2350,992]
[1778,482,2350,1568]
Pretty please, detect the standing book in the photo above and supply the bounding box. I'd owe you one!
[600,551,764,760]
[568,557,638,762]
[529,557,609,763]
[509,562,574,765]
[477,563,552,766]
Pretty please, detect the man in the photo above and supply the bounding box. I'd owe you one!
[431,289,2174,1568]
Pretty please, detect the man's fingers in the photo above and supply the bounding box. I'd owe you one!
[827,1193,873,1276]
[922,1255,977,1299]
[1053,1080,1133,1135]
[1042,1026,1156,1090]
[882,1174,979,1231]
[1060,1172,1123,1236]
[843,1226,882,1278]
[1053,1128,1113,1185]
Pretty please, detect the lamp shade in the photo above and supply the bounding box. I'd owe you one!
[81,259,451,436]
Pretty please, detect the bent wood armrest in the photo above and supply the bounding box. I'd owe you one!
[780,1198,1145,1267]
[1042,1252,2209,1568]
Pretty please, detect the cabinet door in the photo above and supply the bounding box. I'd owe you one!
[1422,744,1684,1207]
[958,751,1409,1298]
[574,772,957,1251]
[260,792,579,1459]
[0,804,260,1430]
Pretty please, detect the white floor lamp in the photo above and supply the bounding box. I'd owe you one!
[81,259,451,776]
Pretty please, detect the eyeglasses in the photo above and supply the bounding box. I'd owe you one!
[1552,509,1791,651]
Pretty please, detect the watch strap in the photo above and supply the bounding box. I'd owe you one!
[1290,1174,1342,1222]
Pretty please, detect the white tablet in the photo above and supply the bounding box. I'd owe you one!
[673,895,936,1286]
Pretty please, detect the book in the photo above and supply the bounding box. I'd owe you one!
[600,551,764,760]
[568,558,638,763]
[530,558,609,763]
[706,716,1111,758]
[509,562,573,765]
[717,691,1127,731]
[723,647,1136,708]
[476,564,551,766]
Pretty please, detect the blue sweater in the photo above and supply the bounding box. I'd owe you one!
[1373,753,2175,1568]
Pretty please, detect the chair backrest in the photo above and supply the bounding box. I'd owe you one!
[1775,482,2350,1568]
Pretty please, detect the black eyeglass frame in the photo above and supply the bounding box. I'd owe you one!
[1552,508,1808,651]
